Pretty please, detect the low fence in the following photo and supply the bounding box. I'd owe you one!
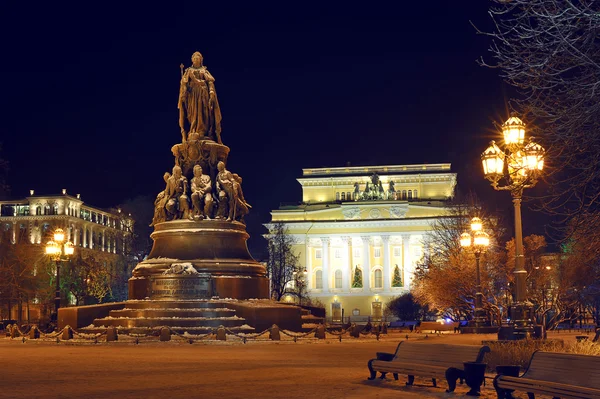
[1,322,390,344]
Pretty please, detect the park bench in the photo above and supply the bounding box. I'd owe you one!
[494,351,600,399]
[367,341,490,392]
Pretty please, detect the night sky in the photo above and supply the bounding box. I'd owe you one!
[0,2,545,255]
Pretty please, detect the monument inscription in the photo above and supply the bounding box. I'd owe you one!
[150,275,212,299]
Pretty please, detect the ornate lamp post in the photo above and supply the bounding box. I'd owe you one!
[460,217,490,331]
[481,116,545,339]
[45,228,74,319]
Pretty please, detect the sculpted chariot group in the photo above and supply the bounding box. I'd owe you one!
[151,52,250,226]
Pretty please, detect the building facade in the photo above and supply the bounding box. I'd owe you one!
[0,189,132,253]
[0,189,134,321]
[269,164,456,322]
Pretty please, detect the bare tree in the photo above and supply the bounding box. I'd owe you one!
[265,222,301,301]
[476,1,600,221]
[412,194,508,322]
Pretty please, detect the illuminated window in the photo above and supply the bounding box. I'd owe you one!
[315,270,323,289]
[374,269,383,288]
[393,247,401,257]
[414,189,418,199]
[341,192,346,201]
[315,249,322,259]
[374,248,381,258]
[334,249,341,258]
[346,192,351,200]
[336,192,340,201]
[334,270,342,289]
[402,190,407,200]
[353,248,361,258]
[408,190,413,199]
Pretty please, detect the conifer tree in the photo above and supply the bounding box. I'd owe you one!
[351,266,362,288]
[391,264,402,287]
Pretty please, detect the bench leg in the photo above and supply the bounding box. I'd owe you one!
[367,359,376,380]
[393,373,398,381]
[379,372,387,380]
[432,378,437,387]
[406,375,415,386]
[527,393,535,399]
[445,367,464,393]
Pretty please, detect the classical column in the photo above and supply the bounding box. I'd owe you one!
[73,226,79,246]
[11,222,16,244]
[305,240,312,290]
[101,230,106,252]
[83,227,88,248]
[382,235,391,291]
[361,236,371,290]
[402,234,411,289]
[89,227,94,249]
[321,237,330,294]
[342,236,351,292]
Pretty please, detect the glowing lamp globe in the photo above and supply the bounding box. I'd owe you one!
[502,116,525,146]
[481,141,504,179]
[473,230,490,248]
[470,217,483,232]
[45,241,60,256]
[524,139,545,171]
[64,241,75,256]
[460,232,472,248]
[53,228,65,243]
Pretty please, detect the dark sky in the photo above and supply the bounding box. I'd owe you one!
[0,2,546,255]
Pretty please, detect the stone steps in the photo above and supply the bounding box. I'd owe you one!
[91,299,252,333]
[111,308,236,318]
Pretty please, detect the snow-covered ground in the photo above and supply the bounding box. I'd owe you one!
[0,330,589,398]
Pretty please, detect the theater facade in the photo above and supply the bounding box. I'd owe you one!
[269,163,456,322]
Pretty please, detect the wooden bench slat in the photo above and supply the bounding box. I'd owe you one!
[495,351,600,399]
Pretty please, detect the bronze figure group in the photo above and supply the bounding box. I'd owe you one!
[151,51,250,227]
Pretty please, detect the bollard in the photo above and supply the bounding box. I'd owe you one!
[269,324,280,341]
[216,326,227,341]
[160,327,171,342]
[62,326,73,340]
[29,326,40,340]
[314,325,326,339]
[106,326,118,342]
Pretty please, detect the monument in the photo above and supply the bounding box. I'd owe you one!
[129,51,269,301]
[59,52,301,334]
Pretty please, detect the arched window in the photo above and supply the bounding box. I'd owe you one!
[341,192,346,201]
[347,192,351,200]
[53,203,59,215]
[413,189,418,199]
[336,192,340,201]
[36,206,41,215]
[408,190,413,199]
[315,270,323,289]
[44,205,50,215]
[334,269,342,289]
[402,190,407,200]
[374,269,383,288]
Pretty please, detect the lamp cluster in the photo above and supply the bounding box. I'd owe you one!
[45,228,75,260]
[460,217,490,253]
[481,117,545,190]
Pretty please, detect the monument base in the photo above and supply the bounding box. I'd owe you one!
[129,219,269,300]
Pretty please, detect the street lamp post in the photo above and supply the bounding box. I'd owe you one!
[460,217,490,331]
[481,116,545,340]
[45,228,74,320]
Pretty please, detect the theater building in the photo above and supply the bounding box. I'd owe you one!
[269,164,456,322]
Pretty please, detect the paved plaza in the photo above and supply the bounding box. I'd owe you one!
[0,331,582,399]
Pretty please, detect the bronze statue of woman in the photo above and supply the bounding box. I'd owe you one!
[178,51,222,143]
